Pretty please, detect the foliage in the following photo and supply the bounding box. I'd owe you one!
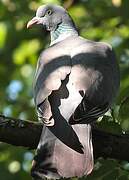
[0,0,129,179]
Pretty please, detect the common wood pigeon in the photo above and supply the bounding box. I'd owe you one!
[27,4,120,179]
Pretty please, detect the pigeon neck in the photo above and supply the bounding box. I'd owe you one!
[50,23,78,46]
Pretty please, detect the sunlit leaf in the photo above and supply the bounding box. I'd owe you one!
[13,39,40,65]
[8,161,21,174]
[112,0,122,7]
[0,22,7,48]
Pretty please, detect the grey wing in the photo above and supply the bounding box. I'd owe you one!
[69,98,109,125]
[33,48,71,125]
[69,42,120,124]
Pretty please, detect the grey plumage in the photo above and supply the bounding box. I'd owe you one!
[27,4,120,179]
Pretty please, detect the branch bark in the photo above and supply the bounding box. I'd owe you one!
[0,115,42,149]
[0,114,129,161]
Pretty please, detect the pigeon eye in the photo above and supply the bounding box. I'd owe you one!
[46,9,52,15]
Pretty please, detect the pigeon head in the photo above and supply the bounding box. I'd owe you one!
[27,4,76,31]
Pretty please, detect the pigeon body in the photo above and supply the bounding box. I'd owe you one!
[27,4,120,179]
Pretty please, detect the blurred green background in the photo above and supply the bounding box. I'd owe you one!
[0,0,129,179]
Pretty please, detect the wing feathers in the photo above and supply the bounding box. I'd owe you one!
[69,101,109,124]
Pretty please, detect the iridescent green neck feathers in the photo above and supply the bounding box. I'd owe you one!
[50,23,78,45]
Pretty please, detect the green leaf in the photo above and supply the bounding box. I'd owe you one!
[118,97,129,131]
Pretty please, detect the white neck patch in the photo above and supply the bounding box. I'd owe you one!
[50,31,78,46]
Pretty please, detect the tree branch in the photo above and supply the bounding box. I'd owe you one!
[0,115,42,149]
[0,114,129,161]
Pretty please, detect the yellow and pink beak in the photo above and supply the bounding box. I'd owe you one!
[27,17,42,29]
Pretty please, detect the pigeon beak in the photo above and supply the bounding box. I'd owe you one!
[27,17,41,29]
